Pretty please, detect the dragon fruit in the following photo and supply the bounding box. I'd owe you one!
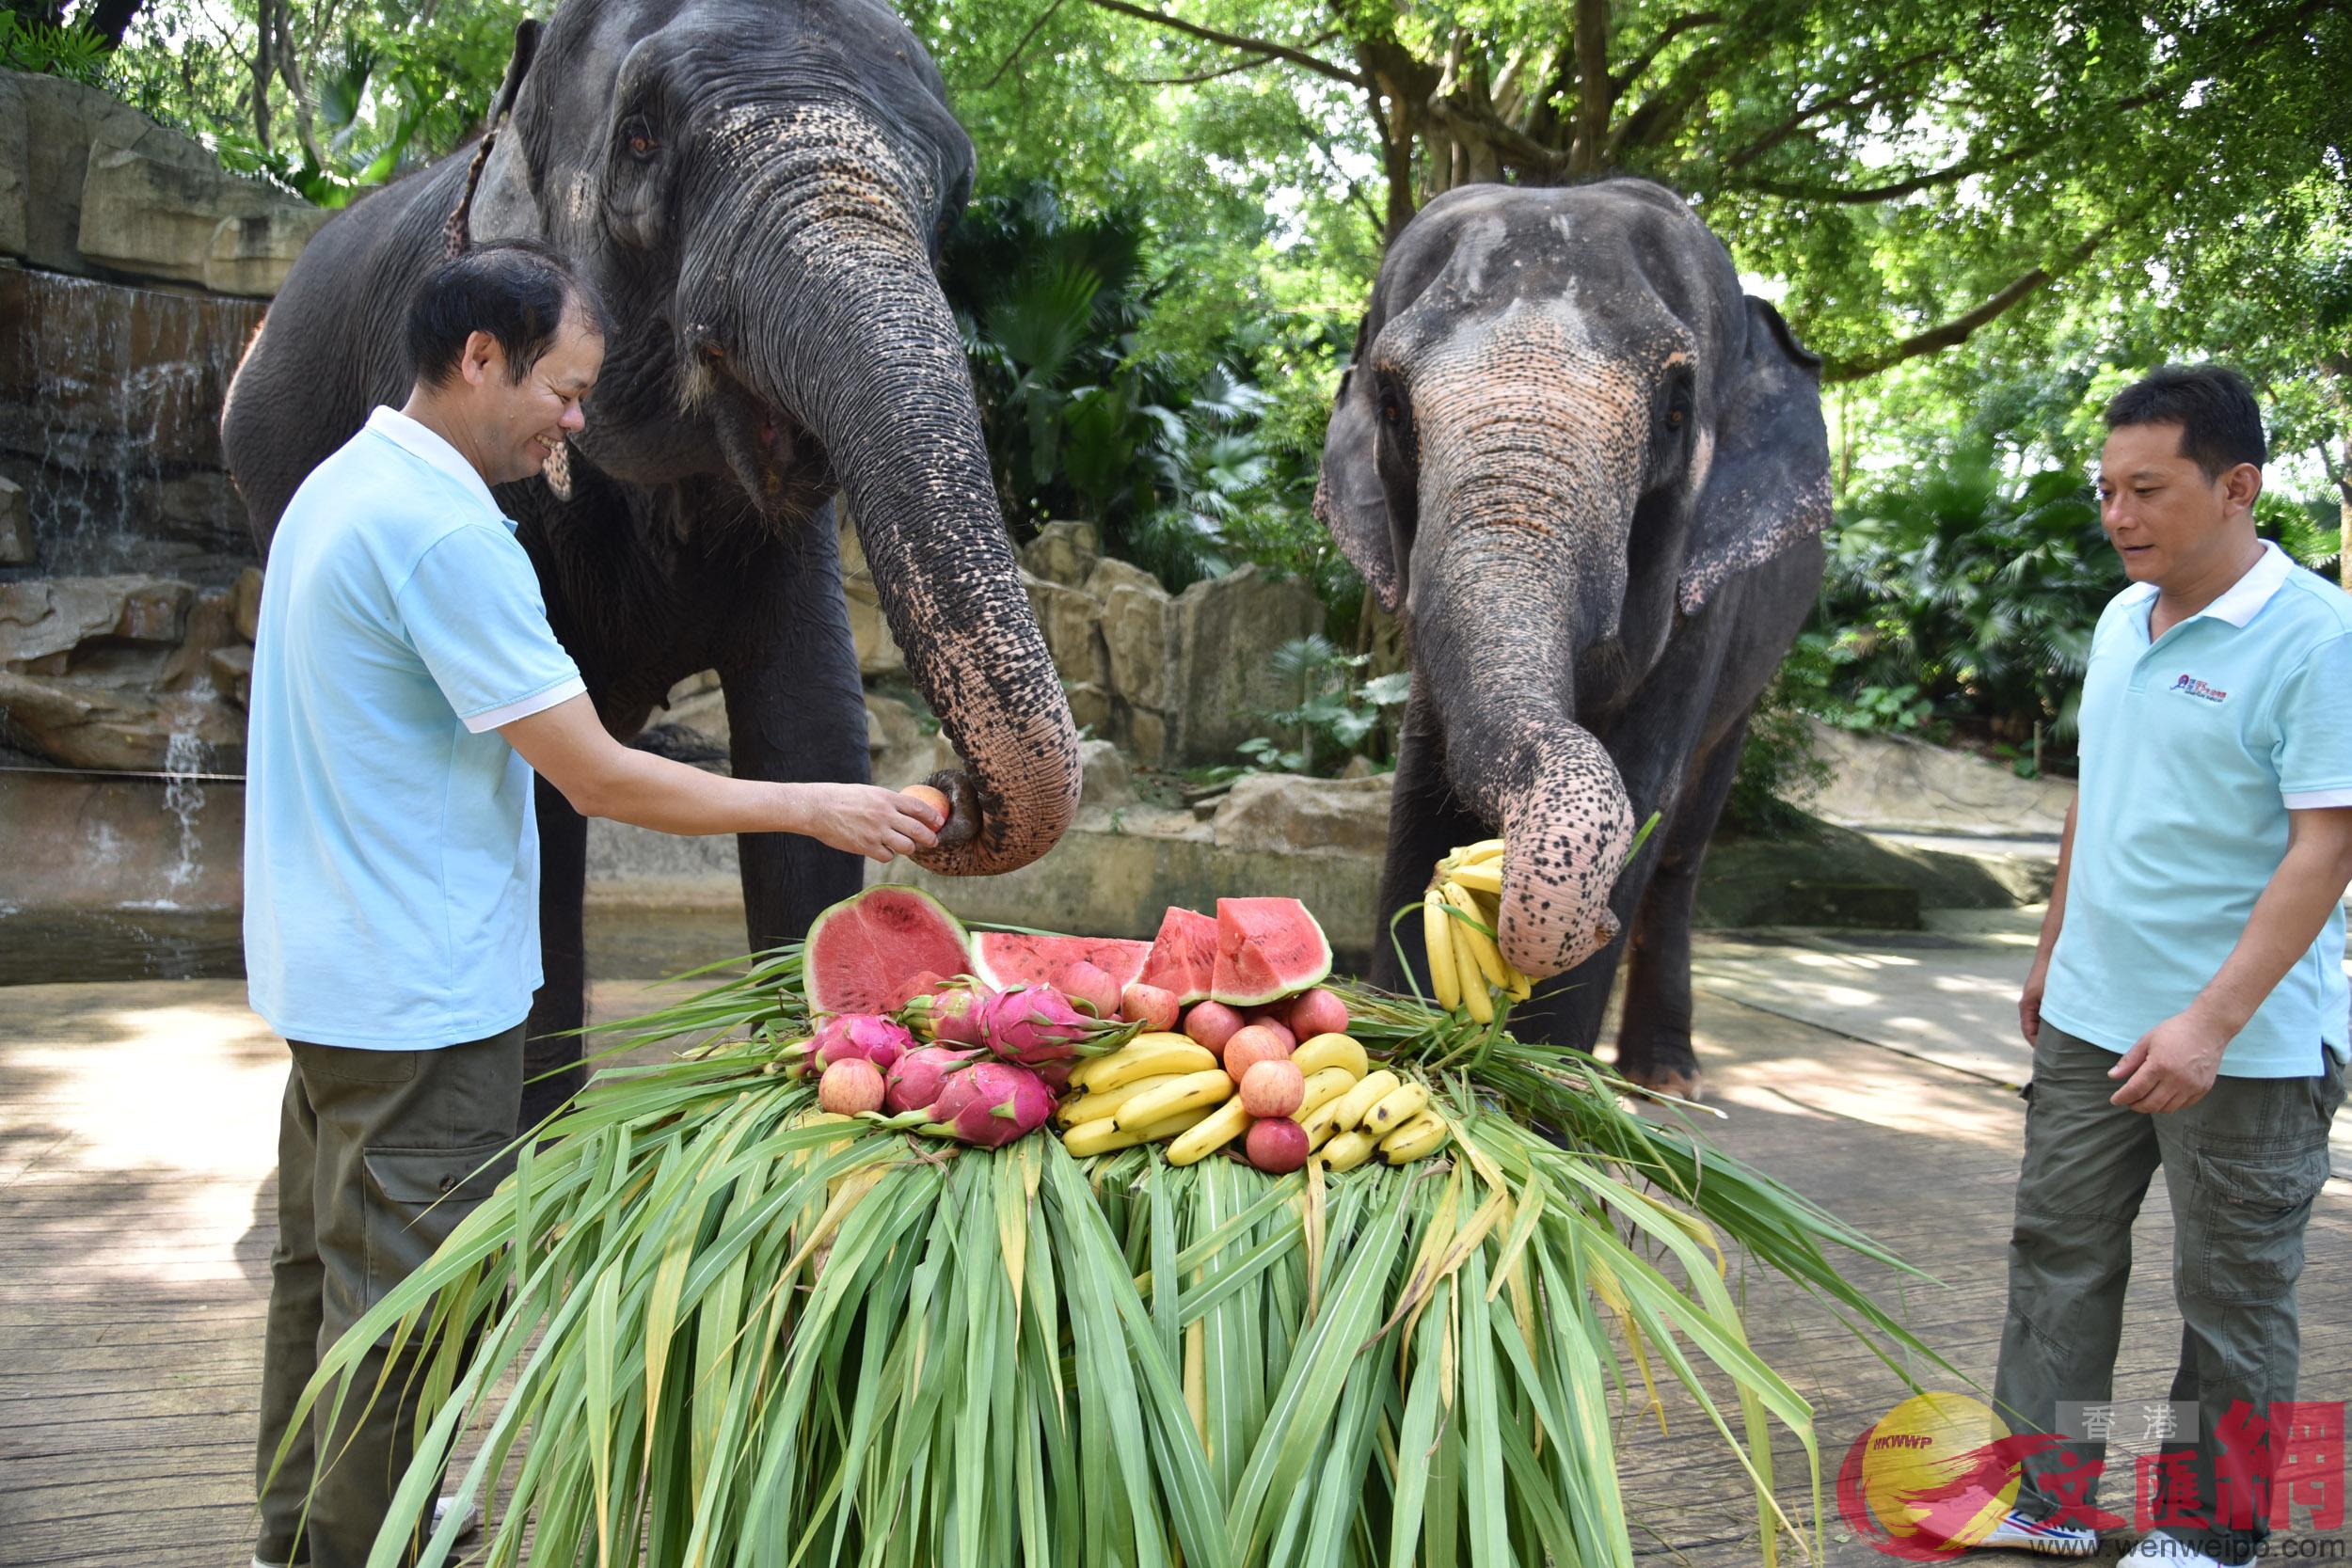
[973,985,1138,1067]
[884,1044,980,1116]
[805,1013,913,1074]
[921,1061,1057,1148]
[860,1059,1057,1148]
[902,978,993,1047]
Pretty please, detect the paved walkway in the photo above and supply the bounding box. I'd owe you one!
[2,942,2345,1566]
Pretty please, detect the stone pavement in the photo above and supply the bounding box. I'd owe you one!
[2,954,2346,1566]
[1694,909,2352,1180]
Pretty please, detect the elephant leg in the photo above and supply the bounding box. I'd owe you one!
[722,524,871,954]
[521,773,588,1129]
[1613,719,1748,1101]
[1370,689,1498,993]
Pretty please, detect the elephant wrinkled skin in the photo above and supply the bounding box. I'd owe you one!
[223,0,1079,1121]
[1317,178,1831,1098]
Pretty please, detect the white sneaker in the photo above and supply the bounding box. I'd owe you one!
[1974,1505,2102,1556]
[2119,1534,2256,1568]
[431,1494,482,1541]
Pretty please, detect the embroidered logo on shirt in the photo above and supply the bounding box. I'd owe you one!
[2169,674,2228,703]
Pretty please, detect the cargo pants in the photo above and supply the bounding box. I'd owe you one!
[253,1024,523,1568]
[1993,1022,2344,1560]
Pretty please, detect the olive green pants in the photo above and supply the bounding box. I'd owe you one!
[1994,1022,2344,1560]
[254,1025,522,1568]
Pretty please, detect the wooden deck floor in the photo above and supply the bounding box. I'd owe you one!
[2,974,2345,1566]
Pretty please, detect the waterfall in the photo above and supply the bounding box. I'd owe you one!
[160,728,210,895]
[1,269,264,582]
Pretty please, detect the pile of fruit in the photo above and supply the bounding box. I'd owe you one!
[286,871,1946,1568]
[772,885,1455,1176]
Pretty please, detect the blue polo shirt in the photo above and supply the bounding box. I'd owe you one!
[243,407,586,1048]
[2042,541,2352,1078]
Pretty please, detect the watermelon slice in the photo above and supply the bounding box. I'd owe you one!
[803,886,974,1017]
[971,932,1153,992]
[1137,906,1219,1005]
[1209,896,1332,1006]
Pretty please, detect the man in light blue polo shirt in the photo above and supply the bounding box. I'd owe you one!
[245,242,943,1568]
[1968,367,2352,1567]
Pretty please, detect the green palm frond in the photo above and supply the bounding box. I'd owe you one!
[277,941,1951,1568]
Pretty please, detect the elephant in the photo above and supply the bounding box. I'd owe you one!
[222,0,1080,1124]
[1315,177,1830,1099]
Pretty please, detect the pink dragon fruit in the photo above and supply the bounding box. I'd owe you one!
[858,1059,1057,1148]
[972,984,1139,1067]
[919,1061,1057,1148]
[804,1013,913,1074]
[901,978,993,1047]
[884,1044,980,1116]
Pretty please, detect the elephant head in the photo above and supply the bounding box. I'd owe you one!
[1315,179,1830,978]
[459,0,1077,875]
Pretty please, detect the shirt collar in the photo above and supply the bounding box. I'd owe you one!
[2119,539,2292,629]
[364,405,506,525]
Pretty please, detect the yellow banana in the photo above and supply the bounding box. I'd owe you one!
[1422,891,1461,1010]
[1362,1081,1430,1136]
[1299,1093,1349,1146]
[1451,914,1496,1023]
[1070,1035,1216,1092]
[1441,882,1512,993]
[1320,1131,1377,1171]
[1063,1116,1147,1157]
[1506,966,1533,1003]
[1445,860,1503,895]
[1115,1069,1233,1130]
[1454,838,1505,865]
[1064,1103,1216,1157]
[1057,1072,1187,1127]
[1326,1069,1400,1133]
[1292,1034,1369,1079]
[1378,1110,1450,1164]
[1298,1066,1359,1119]
[1167,1098,1252,1164]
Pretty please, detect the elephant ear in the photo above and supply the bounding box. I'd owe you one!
[1313,311,1406,614]
[453,20,546,245]
[1678,296,1832,618]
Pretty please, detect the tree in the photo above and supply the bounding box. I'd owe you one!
[1023,0,2349,385]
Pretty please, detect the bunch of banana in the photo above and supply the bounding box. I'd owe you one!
[1057,1033,1228,1156]
[1422,837,1533,1023]
[1299,1066,1451,1170]
[1055,1032,1450,1170]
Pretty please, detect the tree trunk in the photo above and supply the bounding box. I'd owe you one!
[85,0,141,47]
[250,7,273,153]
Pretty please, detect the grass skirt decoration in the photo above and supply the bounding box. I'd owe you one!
[276,915,1945,1568]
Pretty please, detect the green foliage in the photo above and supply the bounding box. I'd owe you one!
[1236,634,1409,776]
[0,14,111,84]
[944,179,1356,598]
[105,0,523,206]
[1817,451,2122,747]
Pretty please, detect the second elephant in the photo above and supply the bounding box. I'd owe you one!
[1317,177,1830,1098]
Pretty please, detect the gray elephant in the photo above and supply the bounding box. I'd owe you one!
[223,0,1079,1123]
[1317,178,1829,1098]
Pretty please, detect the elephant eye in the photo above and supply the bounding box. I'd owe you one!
[621,117,660,160]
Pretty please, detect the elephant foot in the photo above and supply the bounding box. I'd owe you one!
[1615,1061,1704,1104]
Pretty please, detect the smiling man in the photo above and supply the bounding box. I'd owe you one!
[1965,366,2352,1566]
[243,241,939,1568]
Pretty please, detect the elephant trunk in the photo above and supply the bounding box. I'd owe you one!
[680,121,1079,875]
[1412,329,1643,976]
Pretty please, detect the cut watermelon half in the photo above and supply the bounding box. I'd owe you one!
[803,886,974,1017]
[1136,906,1219,1005]
[971,932,1154,992]
[1209,896,1332,1006]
